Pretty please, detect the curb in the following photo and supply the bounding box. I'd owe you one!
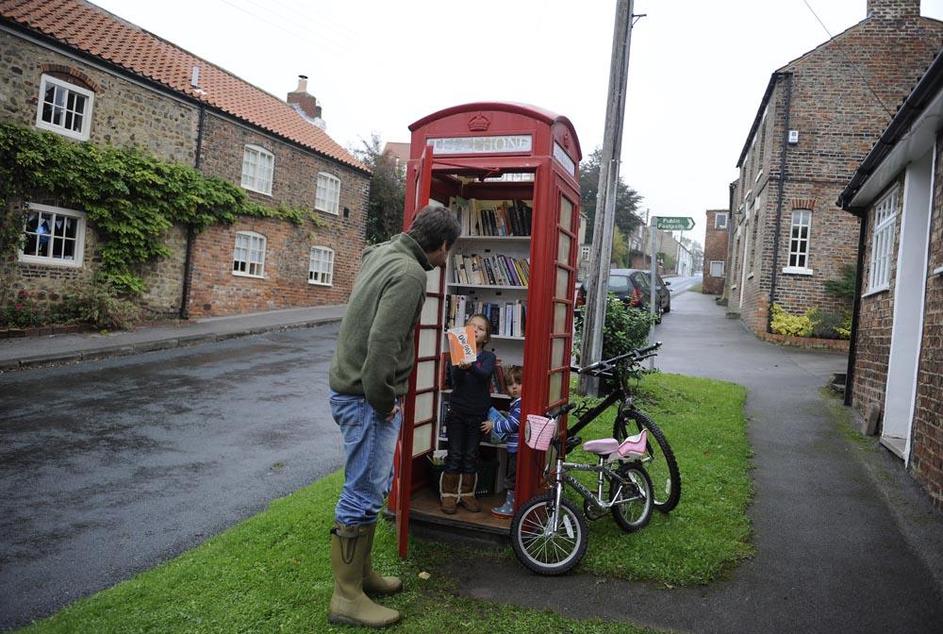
[0,316,342,372]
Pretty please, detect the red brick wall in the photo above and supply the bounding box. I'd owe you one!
[727,6,943,338]
[911,133,943,510]
[702,209,729,294]
[188,114,369,316]
[851,176,904,421]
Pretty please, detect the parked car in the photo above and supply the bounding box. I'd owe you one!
[607,269,661,320]
[643,272,671,314]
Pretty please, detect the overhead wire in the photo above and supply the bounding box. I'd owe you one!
[800,0,894,119]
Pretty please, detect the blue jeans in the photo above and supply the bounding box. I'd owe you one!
[330,390,403,526]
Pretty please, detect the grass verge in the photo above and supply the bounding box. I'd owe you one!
[22,373,749,633]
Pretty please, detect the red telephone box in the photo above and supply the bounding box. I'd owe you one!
[389,103,582,557]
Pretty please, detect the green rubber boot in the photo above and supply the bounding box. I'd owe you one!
[361,523,403,596]
[328,523,400,628]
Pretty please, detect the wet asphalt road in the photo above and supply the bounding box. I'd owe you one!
[0,324,344,630]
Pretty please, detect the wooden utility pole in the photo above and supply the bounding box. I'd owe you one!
[580,0,636,395]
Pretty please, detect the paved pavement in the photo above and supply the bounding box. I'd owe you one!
[0,304,345,372]
[445,291,943,633]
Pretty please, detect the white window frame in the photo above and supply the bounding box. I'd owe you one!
[709,260,725,277]
[866,187,898,294]
[308,246,335,286]
[18,203,86,267]
[715,213,728,230]
[241,145,274,196]
[35,75,94,141]
[784,209,813,275]
[315,172,341,214]
[232,231,266,278]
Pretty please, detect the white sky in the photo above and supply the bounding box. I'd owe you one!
[91,0,943,246]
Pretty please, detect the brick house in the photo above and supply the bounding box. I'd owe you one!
[0,0,370,319]
[724,0,943,342]
[702,209,729,295]
[837,48,943,510]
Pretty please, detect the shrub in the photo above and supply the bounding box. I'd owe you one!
[574,293,655,363]
[0,292,46,328]
[770,304,813,337]
[62,282,141,330]
[809,309,847,339]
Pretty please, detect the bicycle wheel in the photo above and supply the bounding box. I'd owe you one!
[614,410,681,513]
[609,463,653,532]
[510,493,588,576]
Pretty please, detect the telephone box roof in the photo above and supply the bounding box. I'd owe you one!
[409,101,582,160]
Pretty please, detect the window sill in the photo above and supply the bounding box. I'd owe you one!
[747,272,754,280]
[232,271,265,279]
[242,185,272,197]
[782,266,813,276]
[754,170,763,183]
[862,286,889,299]
[35,121,90,142]
[17,254,83,268]
[315,207,340,216]
[730,284,738,291]
[308,280,333,287]
[933,265,943,276]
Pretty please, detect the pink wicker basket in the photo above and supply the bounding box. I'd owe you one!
[524,414,557,451]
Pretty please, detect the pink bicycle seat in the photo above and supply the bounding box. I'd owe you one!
[583,429,648,460]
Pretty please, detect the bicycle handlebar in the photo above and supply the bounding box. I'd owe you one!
[570,341,662,376]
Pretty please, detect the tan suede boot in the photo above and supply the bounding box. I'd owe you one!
[440,471,460,514]
[361,523,402,596]
[328,523,400,628]
[458,473,481,512]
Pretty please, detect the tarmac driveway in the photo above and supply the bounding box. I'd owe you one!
[0,324,344,630]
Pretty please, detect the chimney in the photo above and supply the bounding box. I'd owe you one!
[287,74,326,130]
[867,0,920,20]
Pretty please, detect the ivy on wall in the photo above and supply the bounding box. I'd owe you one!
[0,123,318,294]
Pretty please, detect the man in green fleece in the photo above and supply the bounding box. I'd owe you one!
[327,203,460,628]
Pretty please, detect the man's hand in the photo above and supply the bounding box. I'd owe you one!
[386,403,401,422]
[480,420,494,434]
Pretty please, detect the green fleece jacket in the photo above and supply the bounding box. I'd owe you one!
[329,233,433,415]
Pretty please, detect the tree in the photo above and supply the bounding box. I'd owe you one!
[580,147,643,242]
[610,227,628,267]
[352,135,405,244]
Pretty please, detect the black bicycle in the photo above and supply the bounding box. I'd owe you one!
[570,342,681,513]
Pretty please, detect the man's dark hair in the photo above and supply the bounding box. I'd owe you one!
[407,203,462,251]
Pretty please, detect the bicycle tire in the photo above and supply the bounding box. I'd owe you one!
[609,462,653,532]
[614,410,681,513]
[510,493,588,576]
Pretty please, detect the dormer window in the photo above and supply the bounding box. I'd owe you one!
[35,75,94,141]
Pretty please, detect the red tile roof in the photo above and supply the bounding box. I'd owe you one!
[0,0,368,172]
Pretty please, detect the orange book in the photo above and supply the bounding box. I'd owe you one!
[447,326,477,365]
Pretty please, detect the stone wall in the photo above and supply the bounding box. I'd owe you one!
[0,30,198,317]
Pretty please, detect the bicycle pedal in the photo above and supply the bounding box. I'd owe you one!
[566,436,582,452]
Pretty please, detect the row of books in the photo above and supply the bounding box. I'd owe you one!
[449,197,533,237]
[451,253,530,287]
[446,296,527,338]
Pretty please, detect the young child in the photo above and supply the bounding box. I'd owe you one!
[440,314,495,514]
[481,365,522,518]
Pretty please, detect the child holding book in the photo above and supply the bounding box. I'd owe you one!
[441,314,496,514]
[481,365,522,518]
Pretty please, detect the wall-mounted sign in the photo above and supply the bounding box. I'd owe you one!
[428,135,532,155]
[553,141,576,175]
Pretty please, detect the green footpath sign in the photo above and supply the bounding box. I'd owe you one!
[654,216,696,231]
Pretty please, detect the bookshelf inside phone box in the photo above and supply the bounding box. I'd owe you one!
[388,103,582,555]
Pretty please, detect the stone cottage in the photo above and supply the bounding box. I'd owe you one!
[0,0,370,320]
[838,47,943,510]
[724,0,943,343]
